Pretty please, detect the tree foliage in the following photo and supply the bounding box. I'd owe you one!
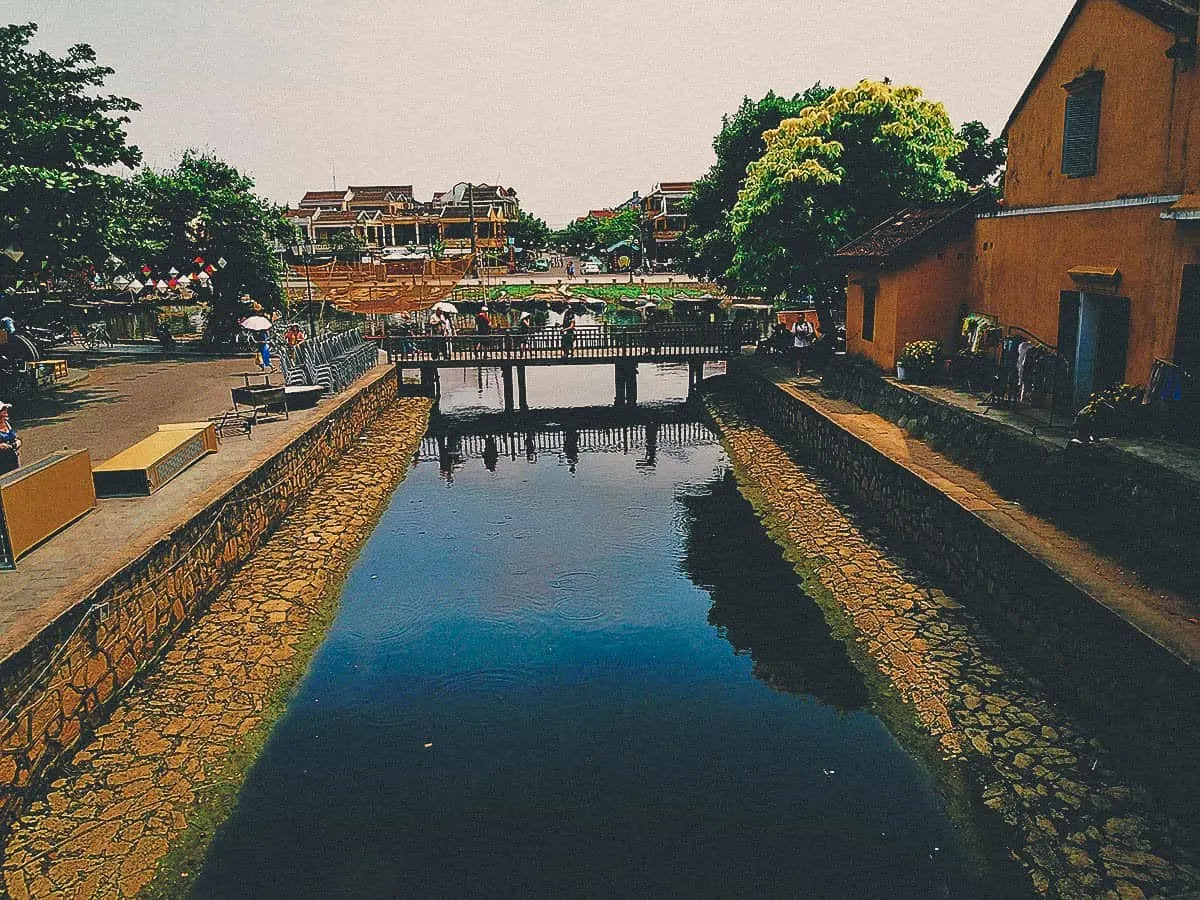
[507,208,550,251]
[950,120,1007,190]
[114,151,291,342]
[553,208,640,256]
[729,80,969,318]
[678,85,833,281]
[0,22,141,294]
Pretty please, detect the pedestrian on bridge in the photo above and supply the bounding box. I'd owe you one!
[561,306,576,358]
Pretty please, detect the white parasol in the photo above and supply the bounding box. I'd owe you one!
[432,301,458,314]
[239,315,273,331]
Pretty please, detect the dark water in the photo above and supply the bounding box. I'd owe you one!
[196,365,998,898]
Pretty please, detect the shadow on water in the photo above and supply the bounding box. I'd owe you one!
[678,468,870,711]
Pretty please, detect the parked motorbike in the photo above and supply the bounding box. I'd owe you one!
[23,320,73,351]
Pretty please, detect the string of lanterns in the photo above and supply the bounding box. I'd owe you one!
[107,256,229,297]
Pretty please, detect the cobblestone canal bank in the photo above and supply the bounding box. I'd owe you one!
[1,397,432,899]
[705,385,1200,898]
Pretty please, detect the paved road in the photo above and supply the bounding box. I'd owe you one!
[0,355,386,657]
[16,354,269,464]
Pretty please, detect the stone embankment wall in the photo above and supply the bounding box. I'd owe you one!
[724,361,1200,819]
[821,357,1200,598]
[0,366,401,827]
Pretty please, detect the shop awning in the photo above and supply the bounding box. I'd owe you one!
[1161,194,1200,220]
[1068,265,1120,284]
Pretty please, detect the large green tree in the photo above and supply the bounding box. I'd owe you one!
[507,208,550,252]
[678,85,833,282]
[0,22,141,298]
[729,80,968,326]
[115,151,291,342]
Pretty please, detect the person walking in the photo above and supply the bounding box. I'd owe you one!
[284,323,306,363]
[792,317,815,375]
[254,329,272,370]
[0,402,21,475]
[474,305,491,357]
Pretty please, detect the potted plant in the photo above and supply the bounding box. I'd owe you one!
[897,340,942,383]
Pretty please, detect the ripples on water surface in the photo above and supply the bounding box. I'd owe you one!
[197,364,1006,898]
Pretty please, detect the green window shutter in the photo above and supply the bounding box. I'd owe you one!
[1062,83,1102,177]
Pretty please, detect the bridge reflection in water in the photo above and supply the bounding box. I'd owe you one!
[421,401,718,476]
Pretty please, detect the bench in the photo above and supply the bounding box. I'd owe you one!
[92,423,218,497]
[0,450,96,568]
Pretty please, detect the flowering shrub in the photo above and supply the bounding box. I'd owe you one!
[1074,384,1146,439]
[898,340,942,369]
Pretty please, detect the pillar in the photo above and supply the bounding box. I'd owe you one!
[615,361,639,406]
[420,364,440,398]
[517,365,528,409]
[502,365,514,411]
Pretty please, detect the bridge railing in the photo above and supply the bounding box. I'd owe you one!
[384,323,747,363]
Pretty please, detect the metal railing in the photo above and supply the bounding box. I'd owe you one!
[383,323,746,364]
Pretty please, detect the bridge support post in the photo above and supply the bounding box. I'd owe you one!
[420,364,440,398]
[688,359,704,394]
[614,361,638,406]
[517,365,528,410]
[501,365,515,411]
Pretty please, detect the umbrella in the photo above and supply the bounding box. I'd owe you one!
[432,301,458,313]
[239,315,272,331]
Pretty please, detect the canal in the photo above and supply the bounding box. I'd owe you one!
[194,364,1014,897]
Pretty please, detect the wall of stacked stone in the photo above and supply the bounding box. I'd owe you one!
[820,356,1200,597]
[0,365,401,828]
[725,360,1200,813]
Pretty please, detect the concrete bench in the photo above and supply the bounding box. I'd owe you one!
[0,449,95,568]
[92,423,218,497]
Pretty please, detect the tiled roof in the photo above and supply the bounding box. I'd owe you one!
[283,208,313,219]
[312,210,363,226]
[300,190,348,207]
[834,194,983,262]
[652,182,695,195]
[1122,0,1198,33]
[348,185,414,202]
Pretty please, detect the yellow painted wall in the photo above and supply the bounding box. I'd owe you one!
[845,237,974,370]
[973,206,1200,385]
[1005,0,1200,207]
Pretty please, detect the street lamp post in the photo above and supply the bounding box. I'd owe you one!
[296,237,316,337]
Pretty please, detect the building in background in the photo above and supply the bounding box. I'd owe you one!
[286,183,520,267]
[641,182,694,265]
[839,0,1200,410]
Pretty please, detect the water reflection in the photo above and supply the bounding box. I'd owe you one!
[422,401,717,478]
[679,469,871,711]
[196,366,993,899]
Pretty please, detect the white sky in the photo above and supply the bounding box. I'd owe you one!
[12,0,1075,227]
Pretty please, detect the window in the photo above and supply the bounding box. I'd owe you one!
[861,284,877,342]
[1062,72,1103,178]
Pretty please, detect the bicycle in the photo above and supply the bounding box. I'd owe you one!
[82,322,113,351]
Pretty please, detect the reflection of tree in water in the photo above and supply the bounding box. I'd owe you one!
[678,469,869,711]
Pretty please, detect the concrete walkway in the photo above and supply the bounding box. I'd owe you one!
[0,354,385,661]
[769,367,1200,670]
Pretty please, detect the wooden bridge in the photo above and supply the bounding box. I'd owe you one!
[386,323,748,408]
